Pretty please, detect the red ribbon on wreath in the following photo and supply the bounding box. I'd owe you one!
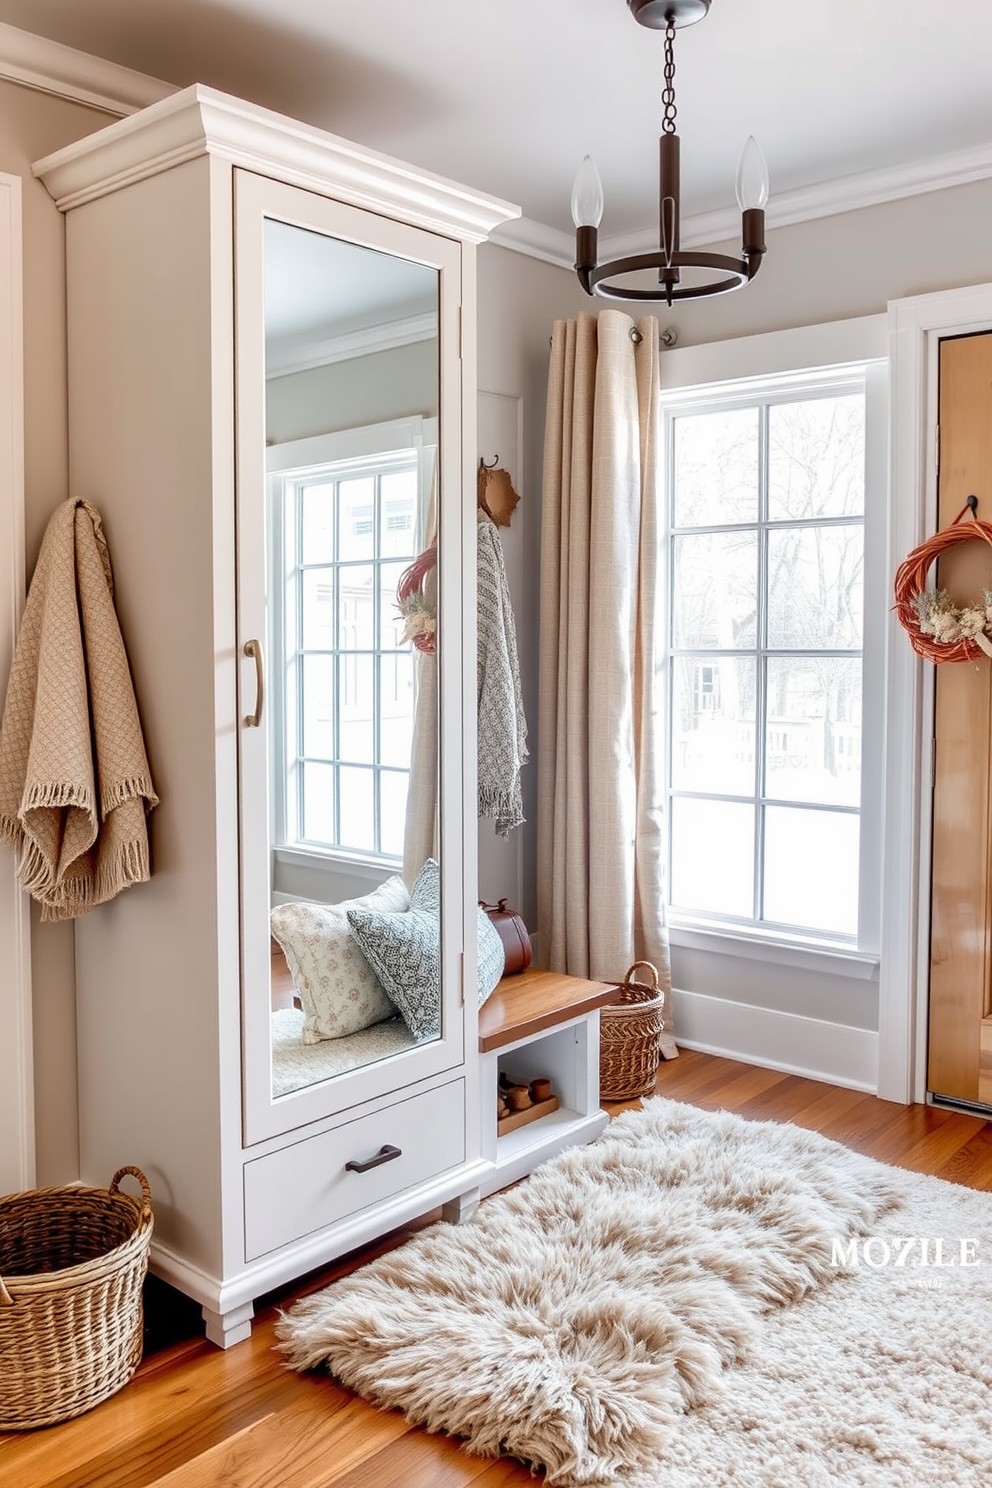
[894,497,992,663]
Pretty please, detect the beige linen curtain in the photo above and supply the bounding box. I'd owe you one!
[537,310,670,989]
[402,452,439,885]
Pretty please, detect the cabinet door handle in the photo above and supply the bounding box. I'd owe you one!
[244,639,264,727]
[345,1144,402,1174]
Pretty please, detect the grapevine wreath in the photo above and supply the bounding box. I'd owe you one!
[894,497,992,663]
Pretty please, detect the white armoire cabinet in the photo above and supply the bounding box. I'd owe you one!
[33,87,519,1345]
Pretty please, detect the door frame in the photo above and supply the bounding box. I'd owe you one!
[0,169,33,1193]
[883,280,992,1104]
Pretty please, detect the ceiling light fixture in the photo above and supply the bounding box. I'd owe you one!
[572,0,769,305]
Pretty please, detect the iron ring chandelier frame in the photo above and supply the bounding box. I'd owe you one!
[572,0,768,306]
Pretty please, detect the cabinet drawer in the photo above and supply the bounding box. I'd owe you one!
[243,1079,465,1260]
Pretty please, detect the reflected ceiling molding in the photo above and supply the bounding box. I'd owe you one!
[266,310,439,379]
[0,20,173,116]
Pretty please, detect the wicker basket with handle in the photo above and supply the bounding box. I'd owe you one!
[599,961,676,1101]
[0,1166,153,1430]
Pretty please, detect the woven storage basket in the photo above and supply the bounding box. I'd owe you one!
[600,961,669,1101]
[0,1166,153,1430]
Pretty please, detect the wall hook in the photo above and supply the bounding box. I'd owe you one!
[479,455,499,470]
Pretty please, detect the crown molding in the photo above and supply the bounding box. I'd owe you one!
[267,311,438,379]
[0,20,173,116]
[9,20,990,260]
[33,84,520,243]
[493,139,992,271]
[489,214,575,267]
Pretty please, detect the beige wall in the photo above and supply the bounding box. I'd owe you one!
[7,65,992,1180]
[475,243,587,927]
[485,177,992,1034]
[0,80,118,1185]
[658,177,992,348]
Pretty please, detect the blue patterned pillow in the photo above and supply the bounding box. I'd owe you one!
[411,856,440,911]
[476,908,505,1006]
[347,905,442,1041]
[412,858,504,1005]
[348,859,504,1039]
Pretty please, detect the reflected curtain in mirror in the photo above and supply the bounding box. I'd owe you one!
[261,216,443,1096]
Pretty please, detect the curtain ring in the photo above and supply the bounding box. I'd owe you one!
[629,326,643,344]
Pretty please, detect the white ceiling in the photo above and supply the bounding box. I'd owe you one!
[2,0,992,256]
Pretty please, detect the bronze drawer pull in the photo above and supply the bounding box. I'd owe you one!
[345,1144,402,1174]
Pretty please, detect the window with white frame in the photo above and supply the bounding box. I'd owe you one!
[269,422,434,864]
[664,368,873,944]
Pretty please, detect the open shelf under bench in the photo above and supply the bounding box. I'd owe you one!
[478,967,617,1197]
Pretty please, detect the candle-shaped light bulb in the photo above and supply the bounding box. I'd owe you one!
[571,155,605,228]
[735,135,769,211]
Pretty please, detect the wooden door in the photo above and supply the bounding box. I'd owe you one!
[928,331,992,1106]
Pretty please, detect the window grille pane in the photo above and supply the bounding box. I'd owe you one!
[379,652,415,767]
[338,477,376,562]
[279,450,419,865]
[768,395,865,521]
[763,805,859,935]
[301,654,336,760]
[380,770,409,857]
[338,766,376,853]
[670,798,754,918]
[338,654,375,765]
[301,760,336,846]
[301,482,336,564]
[379,559,413,649]
[673,408,759,526]
[671,656,756,795]
[766,524,863,650]
[764,657,861,807]
[301,568,335,650]
[380,469,419,558]
[337,565,376,650]
[673,530,758,649]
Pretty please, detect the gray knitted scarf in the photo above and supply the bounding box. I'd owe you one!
[477,515,528,836]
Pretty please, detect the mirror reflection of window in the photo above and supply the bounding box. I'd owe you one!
[261,214,442,1098]
[291,450,419,859]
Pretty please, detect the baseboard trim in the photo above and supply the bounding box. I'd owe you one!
[671,987,879,1094]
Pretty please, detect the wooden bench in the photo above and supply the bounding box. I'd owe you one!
[477,966,617,1197]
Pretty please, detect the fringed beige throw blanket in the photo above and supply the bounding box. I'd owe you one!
[0,498,158,920]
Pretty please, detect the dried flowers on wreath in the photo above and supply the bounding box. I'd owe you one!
[396,544,437,654]
[910,588,992,656]
[893,499,992,663]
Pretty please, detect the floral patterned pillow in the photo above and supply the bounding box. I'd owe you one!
[270,875,410,1044]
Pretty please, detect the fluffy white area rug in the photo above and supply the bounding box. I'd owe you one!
[277,1098,992,1486]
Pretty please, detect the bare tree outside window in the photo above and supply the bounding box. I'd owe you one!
[666,387,865,939]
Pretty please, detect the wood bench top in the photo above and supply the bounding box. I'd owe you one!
[478,967,617,1053]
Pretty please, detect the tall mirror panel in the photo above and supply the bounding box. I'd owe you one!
[261,219,442,1100]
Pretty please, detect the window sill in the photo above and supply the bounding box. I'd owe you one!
[667,918,879,982]
[273,846,400,884]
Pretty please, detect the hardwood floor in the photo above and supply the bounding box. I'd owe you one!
[5,1050,992,1486]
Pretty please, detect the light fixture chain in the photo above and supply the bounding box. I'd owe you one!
[661,16,677,135]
